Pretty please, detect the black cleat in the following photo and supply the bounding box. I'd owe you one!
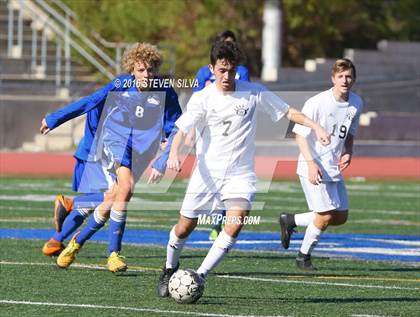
[157,262,179,297]
[296,252,317,271]
[279,213,296,249]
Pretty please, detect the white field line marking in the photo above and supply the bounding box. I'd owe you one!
[189,240,341,247]
[0,218,51,223]
[2,180,418,194]
[352,219,420,226]
[0,195,57,202]
[315,247,420,257]
[0,221,172,229]
[218,275,420,291]
[127,224,211,231]
[262,193,419,205]
[351,210,418,216]
[0,205,179,218]
[0,300,287,317]
[0,200,264,212]
[347,191,420,198]
[0,217,179,224]
[229,243,420,257]
[0,185,69,191]
[351,315,394,317]
[267,181,420,194]
[259,211,418,224]
[0,203,417,218]
[125,223,172,229]
[0,215,178,226]
[0,206,51,212]
[346,183,420,193]
[265,181,420,193]
[259,216,419,226]
[354,238,420,247]
[0,261,144,272]
[2,261,418,291]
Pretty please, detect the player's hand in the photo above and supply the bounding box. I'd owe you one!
[167,155,181,172]
[147,168,163,184]
[308,161,323,185]
[160,139,168,151]
[315,126,330,146]
[339,153,352,171]
[40,118,50,135]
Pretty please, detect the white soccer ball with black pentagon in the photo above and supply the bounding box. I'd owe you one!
[168,269,205,303]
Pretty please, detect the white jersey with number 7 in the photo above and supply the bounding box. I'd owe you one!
[175,80,290,179]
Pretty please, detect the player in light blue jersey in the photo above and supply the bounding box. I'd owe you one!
[41,43,181,272]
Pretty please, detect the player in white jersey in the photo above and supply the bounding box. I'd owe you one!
[157,40,331,297]
[279,58,364,270]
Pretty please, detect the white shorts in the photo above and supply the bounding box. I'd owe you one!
[180,169,256,219]
[299,176,348,213]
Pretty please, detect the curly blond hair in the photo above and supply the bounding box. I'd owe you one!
[122,42,163,73]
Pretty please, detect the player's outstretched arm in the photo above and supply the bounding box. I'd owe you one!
[287,107,330,145]
[167,130,188,172]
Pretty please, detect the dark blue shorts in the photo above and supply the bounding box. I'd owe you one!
[72,158,110,193]
[73,144,157,194]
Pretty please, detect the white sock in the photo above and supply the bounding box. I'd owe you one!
[295,212,315,227]
[300,221,322,255]
[165,226,186,269]
[197,230,236,277]
[77,208,90,218]
[110,209,127,222]
[93,207,107,224]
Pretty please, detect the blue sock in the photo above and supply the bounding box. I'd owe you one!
[75,208,107,246]
[52,209,89,242]
[108,209,127,255]
[73,193,104,209]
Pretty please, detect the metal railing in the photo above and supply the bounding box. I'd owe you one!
[6,0,118,96]
[34,0,116,79]
[5,0,176,96]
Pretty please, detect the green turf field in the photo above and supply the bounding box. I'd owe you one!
[1,177,419,316]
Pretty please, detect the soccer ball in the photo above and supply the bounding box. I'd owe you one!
[168,269,205,304]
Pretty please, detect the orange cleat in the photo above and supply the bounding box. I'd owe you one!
[42,238,65,256]
[54,195,74,232]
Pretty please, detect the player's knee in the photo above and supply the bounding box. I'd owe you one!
[104,190,116,203]
[117,181,134,200]
[315,212,333,230]
[333,210,348,225]
[175,226,193,239]
[175,218,197,239]
[223,222,243,238]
